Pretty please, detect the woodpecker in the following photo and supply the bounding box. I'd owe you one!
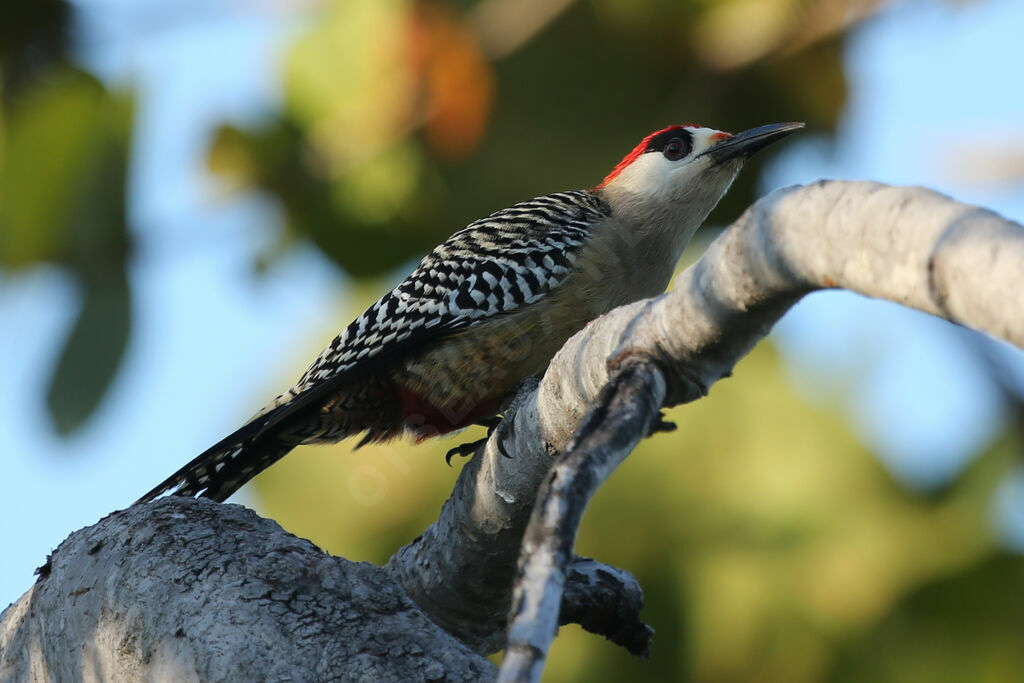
[135,121,803,504]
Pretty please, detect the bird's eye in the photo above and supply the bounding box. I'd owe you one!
[663,137,689,161]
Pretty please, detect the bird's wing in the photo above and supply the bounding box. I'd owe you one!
[135,190,610,504]
[293,190,609,389]
[253,190,612,440]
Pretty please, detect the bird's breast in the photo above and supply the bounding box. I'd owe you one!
[388,217,684,437]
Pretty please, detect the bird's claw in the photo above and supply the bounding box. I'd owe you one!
[650,411,677,436]
[445,438,486,466]
[486,414,514,458]
[475,416,502,435]
[445,415,512,465]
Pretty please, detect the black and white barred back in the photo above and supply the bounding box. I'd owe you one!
[134,190,612,504]
[294,190,610,391]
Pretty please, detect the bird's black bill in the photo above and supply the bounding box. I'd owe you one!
[704,121,805,164]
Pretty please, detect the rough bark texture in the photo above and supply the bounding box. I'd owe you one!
[2,181,1022,682]
[0,498,495,682]
[558,557,652,657]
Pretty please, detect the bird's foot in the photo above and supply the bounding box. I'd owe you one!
[649,410,677,436]
[475,416,502,435]
[445,437,487,466]
[445,414,514,465]
[443,377,540,466]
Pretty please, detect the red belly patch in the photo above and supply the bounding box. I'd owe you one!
[396,387,502,441]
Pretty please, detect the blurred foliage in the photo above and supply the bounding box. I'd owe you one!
[4,0,1023,679]
[208,0,847,280]
[0,0,134,435]
[0,0,71,97]
[256,308,1023,682]
[2,0,855,430]
[829,554,1024,682]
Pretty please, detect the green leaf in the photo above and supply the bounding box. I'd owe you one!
[45,122,133,433]
[0,67,132,270]
[46,270,131,436]
[0,66,136,434]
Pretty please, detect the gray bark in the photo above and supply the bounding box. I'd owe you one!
[493,180,1024,681]
[500,360,666,682]
[0,498,495,682]
[2,181,1022,682]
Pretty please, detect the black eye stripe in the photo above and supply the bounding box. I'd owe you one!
[644,128,693,155]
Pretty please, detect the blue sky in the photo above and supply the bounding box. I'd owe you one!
[2,0,1023,609]
[768,0,1024,485]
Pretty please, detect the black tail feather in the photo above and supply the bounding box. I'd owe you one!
[134,430,296,505]
[134,362,375,505]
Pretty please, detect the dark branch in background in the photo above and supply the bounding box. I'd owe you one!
[499,359,666,682]
[559,557,653,657]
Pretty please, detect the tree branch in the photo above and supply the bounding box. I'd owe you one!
[499,359,666,682]
[0,498,495,681]
[3,181,1021,681]
[491,180,1024,681]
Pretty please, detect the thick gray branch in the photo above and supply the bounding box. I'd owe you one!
[390,182,1024,668]
[3,181,1021,681]
[489,181,1024,681]
[0,498,495,682]
[531,180,1024,433]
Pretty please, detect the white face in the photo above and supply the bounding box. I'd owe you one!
[603,126,740,203]
[597,125,747,243]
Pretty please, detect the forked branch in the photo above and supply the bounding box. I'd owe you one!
[4,182,1021,682]
[494,180,1024,681]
